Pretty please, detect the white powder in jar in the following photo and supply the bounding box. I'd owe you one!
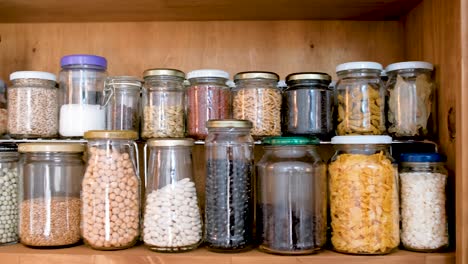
[59,104,105,137]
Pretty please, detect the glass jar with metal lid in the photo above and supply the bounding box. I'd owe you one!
[104,76,142,133]
[385,61,436,139]
[335,62,386,135]
[0,144,19,246]
[142,68,186,139]
[283,72,333,139]
[233,71,281,138]
[8,71,59,138]
[256,137,327,255]
[399,153,448,252]
[82,130,140,250]
[204,120,254,252]
[143,138,202,252]
[328,136,399,255]
[18,143,85,247]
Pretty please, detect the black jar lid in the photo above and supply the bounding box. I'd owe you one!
[286,72,331,85]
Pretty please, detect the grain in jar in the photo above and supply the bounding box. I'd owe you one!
[0,146,19,245]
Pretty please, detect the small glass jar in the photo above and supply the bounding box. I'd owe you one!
[18,143,85,247]
[0,80,7,136]
[399,153,448,252]
[82,130,140,250]
[143,138,202,252]
[283,72,333,139]
[187,69,231,140]
[233,71,281,138]
[104,76,142,133]
[205,120,254,252]
[256,137,327,255]
[335,62,385,135]
[328,136,399,255]
[59,54,107,137]
[0,145,19,246]
[141,69,186,139]
[8,71,58,138]
[385,61,436,139]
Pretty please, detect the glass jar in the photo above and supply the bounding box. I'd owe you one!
[0,80,7,136]
[8,71,58,138]
[143,138,202,252]
[233,71,281,138]
[141,69,186,139]
[283,72,333,139]
[385,61,436,139]
[205,120,254,252]
[59,54,107,137]
[328,136,399,255]
[399,153,448,252]
[0,145,19,246]
[82,130,140,250]
[335,62,385,135]
[18,143,85,247]
[187,69,231,140]
[104,76,142,133]
[256,137,327,255]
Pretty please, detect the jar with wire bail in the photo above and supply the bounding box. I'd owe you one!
[0,144,19,246]
[283,72,333,139]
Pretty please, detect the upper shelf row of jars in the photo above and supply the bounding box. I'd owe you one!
[0,54,436,141]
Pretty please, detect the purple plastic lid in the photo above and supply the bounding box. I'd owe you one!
[60,54,107,68]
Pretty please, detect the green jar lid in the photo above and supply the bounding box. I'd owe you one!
[262,136,320,145]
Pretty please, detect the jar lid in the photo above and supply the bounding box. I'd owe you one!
[143,68,185,78]
[106,76,142,89]
[277,80,287,89]
[331,135,392,144]
[206,119,252,128]
[187,69,230,80]
[60,54,107,68]
[84,130,138,140]
[286,72,331,83]
[385,61,434,72]
[336,61,383,73]
[262,136,320,145]
[18,143,85,153]
[226,80,236,88]
[147,138,194,147]
[400,153,446,163]
[234,71,279,81]
[10,71,56,82]
[0,144,17,152]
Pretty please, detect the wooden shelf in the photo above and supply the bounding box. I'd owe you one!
[0,244,455,264]
[0,0,422,22]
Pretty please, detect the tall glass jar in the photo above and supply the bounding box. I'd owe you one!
[187,69,231,140]
[104,76,142,133]
[385,61,436,139]
[399,153,448,252]
[0,80,7,136]
[59,54,107,137]
[205,120,254,252]
[0,145,19,246]
[143,138,202,252]
[8,71,58,138]
[328,136,399,255]
[335,62,385,135]
[256,137,327,255]
[18,143,85,247]
[82,130,140,250]
[141,69,186,139]
[233,71,281,138]
[283,72,333,139]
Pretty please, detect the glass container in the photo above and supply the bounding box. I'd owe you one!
[0,145,19,245]
[0,80,7,136]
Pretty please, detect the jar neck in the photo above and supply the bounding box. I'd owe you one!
[388,69,432,78]
[234,79,278,89]
[337,69,381,79]
[400,162,447,172]
[11,78,56,88]
[189,77,228,87]
[334,144,390,154]
[287,80,331,90]
[208,127,252,134]
[144,75,185,90]
[0,152,19,162]
[61,64,107,71]
[22,152,83,161]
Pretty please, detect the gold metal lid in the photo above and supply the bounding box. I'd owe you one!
[84,130,138,140]
[206,119,253,128]
[143,68,185,78]
[286,72,331,82]
[147,138,194,147]
[18,143,85,153]
[234,71,279,81]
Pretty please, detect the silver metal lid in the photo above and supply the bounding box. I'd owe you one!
[147,138,194,147]
[234,71,279,81]
[206,119,253,128]
[286,72,331,83]
[143,68,185,78]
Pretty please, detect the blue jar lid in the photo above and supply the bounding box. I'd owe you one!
[60,54,107,68]
[400,153,446,163]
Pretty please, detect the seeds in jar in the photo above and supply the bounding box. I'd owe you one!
[0,109,7,135]
[19,197,81,247]
[107,104,139,132]
[400,172,448,251]
[0,167,18,244]
[143,178,202,251]
[142,105,184,138]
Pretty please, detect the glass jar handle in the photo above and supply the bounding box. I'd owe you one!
[101,79,115,109]
[132,141,140,180]
[143,143,148,189]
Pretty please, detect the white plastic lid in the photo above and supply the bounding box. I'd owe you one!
[226,80,236,88]
[331,135,392,144]
[277,80,287,88]
[10,71,56,82]
[385,61,434,72]
[336,61,383,73]
[187,69,230,80]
